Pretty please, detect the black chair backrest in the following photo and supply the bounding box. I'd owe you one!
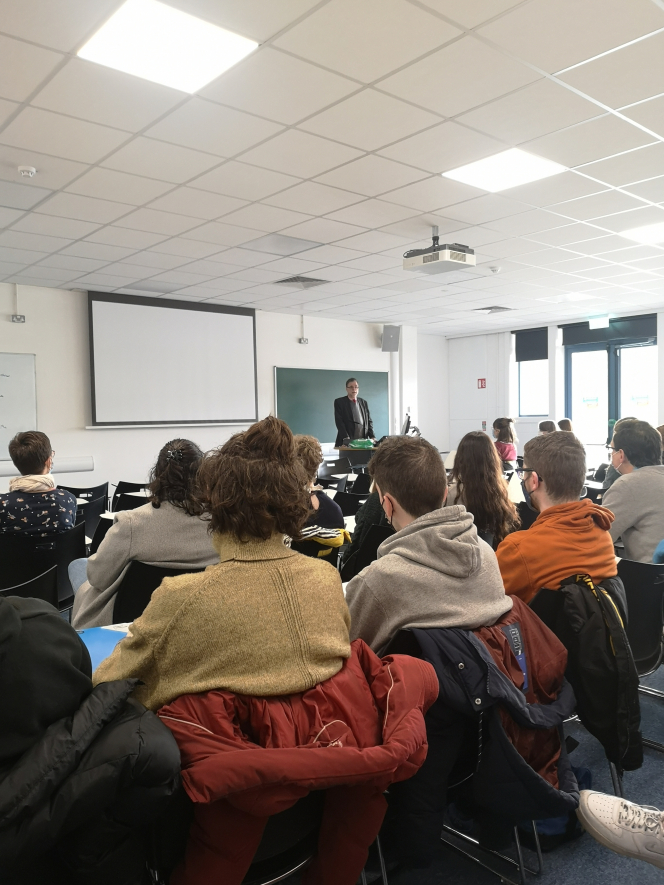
[0,565,58,607]
[84,495,107,542]
[516,501,538,531]
[61,482,109,503]
[617,558,664,675]
[291,540,340,569]
[477,529,494,548]
[115,492,147,512]
[113,561,205,623]
[333,491,366,517]
[89,513,114,555]
[318,458,351,477]
[584,485,604,503]
[354,524,395,573]
[111,481,148,511]
[350,473,372,495]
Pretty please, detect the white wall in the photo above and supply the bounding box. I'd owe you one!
[0,284,416,490]
[417,334,449,451]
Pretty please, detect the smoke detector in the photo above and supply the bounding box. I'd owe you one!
[18,166,36,178]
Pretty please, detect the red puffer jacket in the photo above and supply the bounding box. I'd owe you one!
[158,639,438,885]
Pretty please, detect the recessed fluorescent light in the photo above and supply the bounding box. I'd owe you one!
[588,316,610,329]
[78,0,258,93]
[442,148,566,192]
[620,221,664,244]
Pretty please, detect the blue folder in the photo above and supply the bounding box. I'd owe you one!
[78,626,129,670]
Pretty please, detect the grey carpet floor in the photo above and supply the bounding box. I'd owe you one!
[289,665,664,885]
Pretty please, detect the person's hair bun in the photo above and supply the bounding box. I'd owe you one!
[240,416,295,463]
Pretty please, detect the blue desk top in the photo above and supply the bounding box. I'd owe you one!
[78,625,129,670]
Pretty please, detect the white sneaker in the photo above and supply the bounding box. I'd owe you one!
[577,790,664,869]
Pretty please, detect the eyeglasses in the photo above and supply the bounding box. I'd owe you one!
[606,445,616,453]
[346,385,359,390]
[515,467,539,480]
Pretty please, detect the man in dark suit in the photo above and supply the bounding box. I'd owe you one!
[334,378,375,447]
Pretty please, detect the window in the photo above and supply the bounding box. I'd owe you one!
[518,359,549,416]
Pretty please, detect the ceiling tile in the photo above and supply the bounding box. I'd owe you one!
[278,217,368,243]
[0,207,26,227]
[264,181,364,215]
[114,208,203,235]
[442,194,529,225]
[145,99,283,158]
[622,95,664,139]
[0,179,52,210]
[190,161,299,200]
[74,272,140,288]
[147,187,246,219]
[60,241,138,261]
[524,115,656,168]
[326,200,419,228]
[1,107,129,164]
[201,48,358,125]
[477,0,664,74]
[146,270,218,287]
[553,189,644,221]
[525,223,610,246]
[12,264,81,282]
[0,98,19,128]
[298,244,368,264]
[486,208,570,237]
[160,0,321,43]
[0,260,30,277]
[562,234,636,255]
[101,137,221,183]
[560,32,664,111]
[593,204,664,233]
[625,174,664,203]
[458,79,601,145]
[85,226,167,249]
[182,221,263,246]
[240,130,363,178]
[0,0,120,52]
[150,238,225,259]
[0,230,73,252]
[177,258,241,275]
[274,0,461,83]
[32,58,186,133]
[502,172,605,207]
[380,176,482,212]
[378,121,503,173]
[315,155,428,197]
[416,0,524,28]
[300,90,440,151]
[125,251,199,270]
[10,213,100,239]
[336,230,413,252]
[217,203,312,232]
[579,143,664,187]
[0,146,87,189]
[37,191,134,223]
[380,36,540,118]
[65,167,173,204]
[0,35,63,103]
[39,253,111,272]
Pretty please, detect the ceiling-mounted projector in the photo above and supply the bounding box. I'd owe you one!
[403,227,476,274]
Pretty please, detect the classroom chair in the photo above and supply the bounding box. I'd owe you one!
[113,561,205,623]
[0,564,58,608]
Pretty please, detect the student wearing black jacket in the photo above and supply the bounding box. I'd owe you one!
[0,595,181,885]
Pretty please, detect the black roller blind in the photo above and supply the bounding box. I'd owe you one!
[560,314,656,346]
[513,327,548,362]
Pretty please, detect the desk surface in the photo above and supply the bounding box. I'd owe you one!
[78,624,129,670]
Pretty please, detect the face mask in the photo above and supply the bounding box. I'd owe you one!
[521,480,539,513]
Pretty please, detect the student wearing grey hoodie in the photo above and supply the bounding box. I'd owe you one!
[346,436,511,655]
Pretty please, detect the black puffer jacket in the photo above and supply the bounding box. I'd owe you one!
[0,597,181,885]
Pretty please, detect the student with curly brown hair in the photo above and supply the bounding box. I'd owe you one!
[294,434,344,530]
[93,417,351,711]
[447,431,520,547]
[72,439,217,629]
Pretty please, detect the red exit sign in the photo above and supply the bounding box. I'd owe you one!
[477,378,486,389]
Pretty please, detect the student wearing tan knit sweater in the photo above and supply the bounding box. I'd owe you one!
[94,418,351,711]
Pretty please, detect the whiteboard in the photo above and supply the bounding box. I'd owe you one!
[89,294,258,425]
[0,352,37,455]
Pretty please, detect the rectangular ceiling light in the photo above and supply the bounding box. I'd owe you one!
[588,316,610,329]
[442,148,566,192]
[620,221,664,244]
[78,0,258,93]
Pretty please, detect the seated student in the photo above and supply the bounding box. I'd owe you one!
[496,432,617,604]
[603,419,664,562]
[492,417,517,463]
[93,417,351,711]
[447,431,520,548]
[538,420,556,434]
[0,594,180,884]
[72,439,218,629]
[340,488,390,580]
[599,416,637,489]
[0,431,76,536]
[294,434,344,529]
[345,435,511,656]
[557,418,573,432]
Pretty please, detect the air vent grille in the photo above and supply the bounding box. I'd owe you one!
[274,276,327,289]
[423,253,439,263]
[474,306,512,314]
[450,251,468,262]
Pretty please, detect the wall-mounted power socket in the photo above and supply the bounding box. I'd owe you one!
[298,337,308,344]
[11,315,25,323]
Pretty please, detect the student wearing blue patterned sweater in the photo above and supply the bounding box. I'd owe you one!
[0,431,76,537]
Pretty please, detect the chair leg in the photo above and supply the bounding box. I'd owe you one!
[530,821,544,875]
[360,870,368,885]
[608,762,624,797]
[642,737,664,753]
[639,685,664,699]
[375,834,389,884]
[440,822,541,885]
[512,827,528,885]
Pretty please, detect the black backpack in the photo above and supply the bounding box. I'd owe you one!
[530,574,642,772]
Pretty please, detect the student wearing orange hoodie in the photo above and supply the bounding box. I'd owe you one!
[496,431,617,604]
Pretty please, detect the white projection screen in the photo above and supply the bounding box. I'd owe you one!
[89,293,258,425]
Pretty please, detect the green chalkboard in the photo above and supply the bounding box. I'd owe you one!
[275,367,389,443]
